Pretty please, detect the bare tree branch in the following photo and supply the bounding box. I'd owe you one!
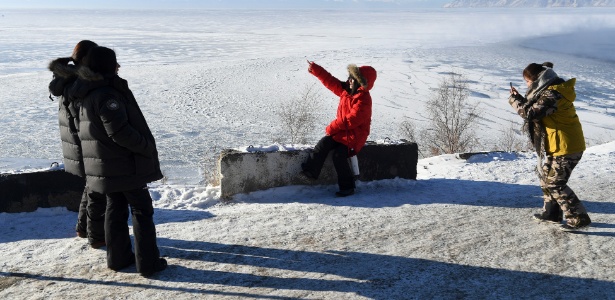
[277,84,322,144]
[422,72,480,155]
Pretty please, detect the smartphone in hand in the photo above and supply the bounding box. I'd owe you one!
[509,82,518,96]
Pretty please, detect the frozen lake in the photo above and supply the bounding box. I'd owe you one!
[1,8,614,184]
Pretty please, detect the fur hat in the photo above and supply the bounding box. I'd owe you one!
[347,64,377,90]
[347,64,367,88]
[83,46,117,76]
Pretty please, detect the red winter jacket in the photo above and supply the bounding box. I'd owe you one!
[310,63,377,153]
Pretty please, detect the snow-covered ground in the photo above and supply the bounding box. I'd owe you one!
[1,142,614,299]
[1,7,615,299]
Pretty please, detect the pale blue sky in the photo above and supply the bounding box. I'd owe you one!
[0,0,450,9]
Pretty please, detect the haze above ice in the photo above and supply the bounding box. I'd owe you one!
[0,0,450,9]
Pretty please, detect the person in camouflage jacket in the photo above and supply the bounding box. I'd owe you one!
[509,62,591,230]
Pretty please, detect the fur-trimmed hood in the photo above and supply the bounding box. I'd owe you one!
[66,66,111,101]
[68,67,134,106]
[48,57,80,97]
[48,57,78,79]
[347,64,377,91]
[76,66,107,82]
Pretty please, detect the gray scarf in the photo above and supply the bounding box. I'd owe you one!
[525,68,559,102]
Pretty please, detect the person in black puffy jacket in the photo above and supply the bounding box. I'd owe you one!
[68,46,166,277]
[47,40,106,248]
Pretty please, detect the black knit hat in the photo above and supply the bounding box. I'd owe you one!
[84,46,117,76]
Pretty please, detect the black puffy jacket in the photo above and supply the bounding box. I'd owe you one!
[67,67,163,193]
[48,57,85,177]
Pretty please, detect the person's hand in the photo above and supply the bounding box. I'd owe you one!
[510,85,519,96]
[307,59,314,73]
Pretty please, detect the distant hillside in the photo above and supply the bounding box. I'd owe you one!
[444,0,615,7]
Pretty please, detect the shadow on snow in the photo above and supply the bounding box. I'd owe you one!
[3,239,614,299]
[0,208,214,243]
[238,178,615,214]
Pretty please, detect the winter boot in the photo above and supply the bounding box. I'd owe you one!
[90,240,106,249]
[141,258,168,277]
[75,224,87,238]
[335,189,355,198]
[560,213,591,231]
[533,201,563,223]
[533,213,563,224]
[300,163,317,179]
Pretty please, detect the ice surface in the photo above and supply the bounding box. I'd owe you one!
[1,8,614,184]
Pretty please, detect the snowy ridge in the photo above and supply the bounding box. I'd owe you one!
[444,0,615,7]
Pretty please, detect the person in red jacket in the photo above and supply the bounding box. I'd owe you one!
[300,60,377,197]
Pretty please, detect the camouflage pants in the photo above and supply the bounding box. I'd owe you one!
[539,152,587,221]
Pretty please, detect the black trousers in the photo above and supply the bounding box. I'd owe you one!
[303,135,355,190]
[76,187,106,244]
[76,188,88,234]
[105,187,160,274]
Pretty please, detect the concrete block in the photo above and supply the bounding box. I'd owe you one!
[219,142,418,199]
[0,170,85,213]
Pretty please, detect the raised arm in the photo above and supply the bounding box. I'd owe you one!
[308,61,346,97]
